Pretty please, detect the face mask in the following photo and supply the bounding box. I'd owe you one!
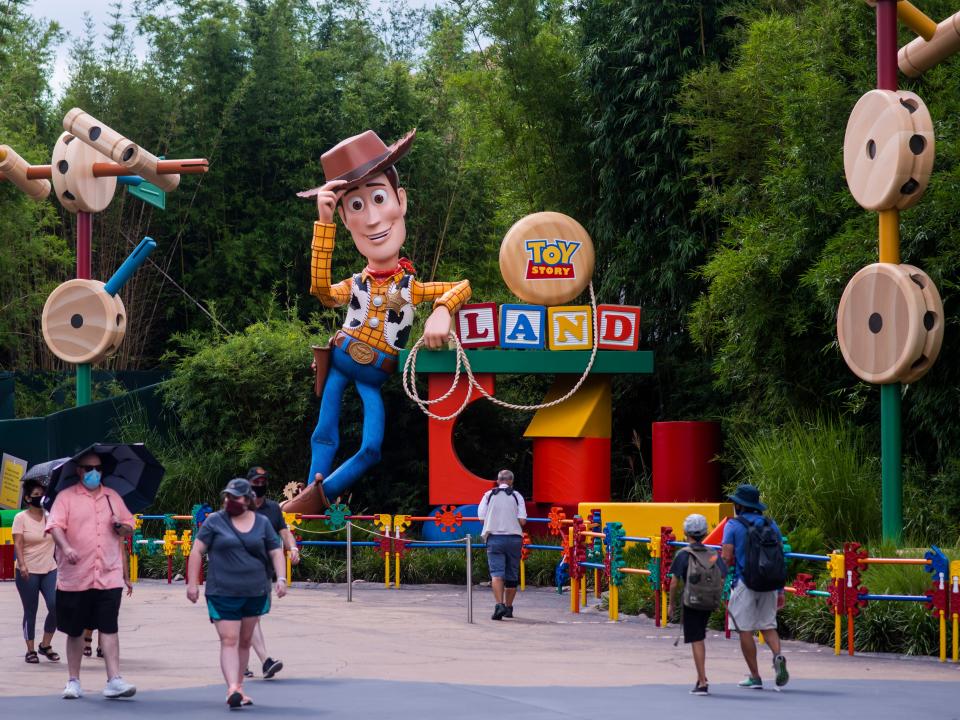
[225,498,247,516]
[251,485,267,498]
[81,469,101,489]
[27,496,43,508]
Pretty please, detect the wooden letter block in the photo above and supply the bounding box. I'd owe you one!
[500,304,546,349]
[597,304,641,350]
[548,305,592,350]
[455,303,499,348]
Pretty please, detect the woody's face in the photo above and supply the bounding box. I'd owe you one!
[338,173,407,270]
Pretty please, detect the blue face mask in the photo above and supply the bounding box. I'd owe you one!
[81,469,101,489]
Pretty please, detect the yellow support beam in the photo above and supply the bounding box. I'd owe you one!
[879,209,901,264]
[899,0,938,41]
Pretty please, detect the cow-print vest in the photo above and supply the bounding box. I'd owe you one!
[342,272,416,351]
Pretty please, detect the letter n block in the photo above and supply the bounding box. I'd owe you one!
[597,305,641,350]
[455,303,499,348]
[500,304,546,349]
[548,305,592,350]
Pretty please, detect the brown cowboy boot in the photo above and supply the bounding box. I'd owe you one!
[280,473,330,515]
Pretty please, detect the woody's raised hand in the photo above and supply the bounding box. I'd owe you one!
[296,179,348,224]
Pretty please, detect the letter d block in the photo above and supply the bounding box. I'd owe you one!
[548,305,593,350]
[456,303,499,348]
[500,304,546,349]
[597,305,641,350]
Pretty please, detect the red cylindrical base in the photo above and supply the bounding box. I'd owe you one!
[652,421,721,502]
[532,437,610,506]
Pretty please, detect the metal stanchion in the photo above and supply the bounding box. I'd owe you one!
[346,522,353,603]
[466,534,473,624]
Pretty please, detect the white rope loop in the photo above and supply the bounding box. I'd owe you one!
[402,283,599,420]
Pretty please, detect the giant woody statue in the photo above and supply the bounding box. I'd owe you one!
[282,129,470,514]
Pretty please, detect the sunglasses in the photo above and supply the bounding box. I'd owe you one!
[78,464,102,471]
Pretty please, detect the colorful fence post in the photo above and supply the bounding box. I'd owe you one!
[649,536,661,626]
[828,551,845,655]
[843,542,869,656]
[659,526,675,627]
[924,546,950,662]
[520,532,531,591]
[604,521,625,622]
[951,560,960,663]
[591,508,602,599]
[374,514,392,588]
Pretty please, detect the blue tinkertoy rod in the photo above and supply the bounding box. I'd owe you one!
[623,536,651,543]
[104,236,157,296]
[298,541,377,547]
[858,593,930,602]
[786,552,831,562]
[527,544,563,551]
[581,562,605,570]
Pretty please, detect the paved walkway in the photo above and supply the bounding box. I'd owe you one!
[1,580,956,717]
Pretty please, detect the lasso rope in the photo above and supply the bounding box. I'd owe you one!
[402,282,600,421]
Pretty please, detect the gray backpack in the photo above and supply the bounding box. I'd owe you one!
[681,546,724,611]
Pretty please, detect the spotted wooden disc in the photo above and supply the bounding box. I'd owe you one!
[499,212,595,305]
[41,279,127,364]
[843,90,934,211]
[897,265,944,384]
[837,263,926,384]
[50,132,118,214]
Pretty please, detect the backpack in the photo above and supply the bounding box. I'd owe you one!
[681,545,724,611]
[735,515,787,592]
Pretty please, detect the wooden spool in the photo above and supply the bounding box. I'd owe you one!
[843,90,934,211]
[499,212,595,305]
[897,265,944,384]
[837,263,927,384]
[50,132,118,214]
[41,279,126,364]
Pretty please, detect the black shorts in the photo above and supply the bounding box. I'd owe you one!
[56,588,123,637]
[682,606,712,644]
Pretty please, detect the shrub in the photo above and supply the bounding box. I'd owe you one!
[730,413,880,543]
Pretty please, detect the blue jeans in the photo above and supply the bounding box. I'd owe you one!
[309,346,389,499]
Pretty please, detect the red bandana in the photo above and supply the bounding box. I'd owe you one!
[364,258,416,280]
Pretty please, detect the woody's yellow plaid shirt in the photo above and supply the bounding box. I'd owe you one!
[310,222,471,356]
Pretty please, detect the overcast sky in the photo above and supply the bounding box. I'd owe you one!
[26,0,438,97]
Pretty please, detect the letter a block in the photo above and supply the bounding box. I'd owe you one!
[597,305,641,351]
[548,305,593,350]
[456,303,499,348]
[500,304,546,349]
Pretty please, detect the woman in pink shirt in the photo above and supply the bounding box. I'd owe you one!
[13,478,59,664]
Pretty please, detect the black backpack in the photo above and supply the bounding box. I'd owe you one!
[735,515,786,592]
[681,546,724,611]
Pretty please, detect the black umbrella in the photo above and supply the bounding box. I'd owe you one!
[50,443,165,513]
[23,458,71,489]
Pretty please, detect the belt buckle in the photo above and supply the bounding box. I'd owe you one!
[347,339,376,366]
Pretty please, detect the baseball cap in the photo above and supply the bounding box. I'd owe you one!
[246,466,269,482]
[222,478,255,500]
[683,513,709,539]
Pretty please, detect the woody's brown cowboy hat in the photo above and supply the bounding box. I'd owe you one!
[297,129,416,201]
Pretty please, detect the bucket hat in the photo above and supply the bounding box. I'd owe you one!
[727,483,767,512]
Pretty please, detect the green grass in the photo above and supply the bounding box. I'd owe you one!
[731,413,881,543]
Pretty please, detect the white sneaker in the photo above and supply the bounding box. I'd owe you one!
[102,676,136,699]
[62,679,83,699]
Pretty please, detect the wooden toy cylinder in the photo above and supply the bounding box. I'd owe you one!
[652,421,721,502]
[62,108,180,191]
[50,132,118,214]
[899,11,960,77]
[896,265,944,384]
[63,107,138,164]
[0,145,51,200]
[41,279,126,364]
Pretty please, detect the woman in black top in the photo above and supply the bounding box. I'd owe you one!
[187,479,286,708]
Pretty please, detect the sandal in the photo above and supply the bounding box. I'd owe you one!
[38,644,60,662]
[83,637,92,657]
[96,646,103,659]
[241,697,254,707]
[25,650,39,664]
[226,689,243,709]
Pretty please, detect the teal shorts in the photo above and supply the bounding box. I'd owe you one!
[206,595,271,622]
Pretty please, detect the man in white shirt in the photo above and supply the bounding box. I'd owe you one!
[477,470,527,620]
